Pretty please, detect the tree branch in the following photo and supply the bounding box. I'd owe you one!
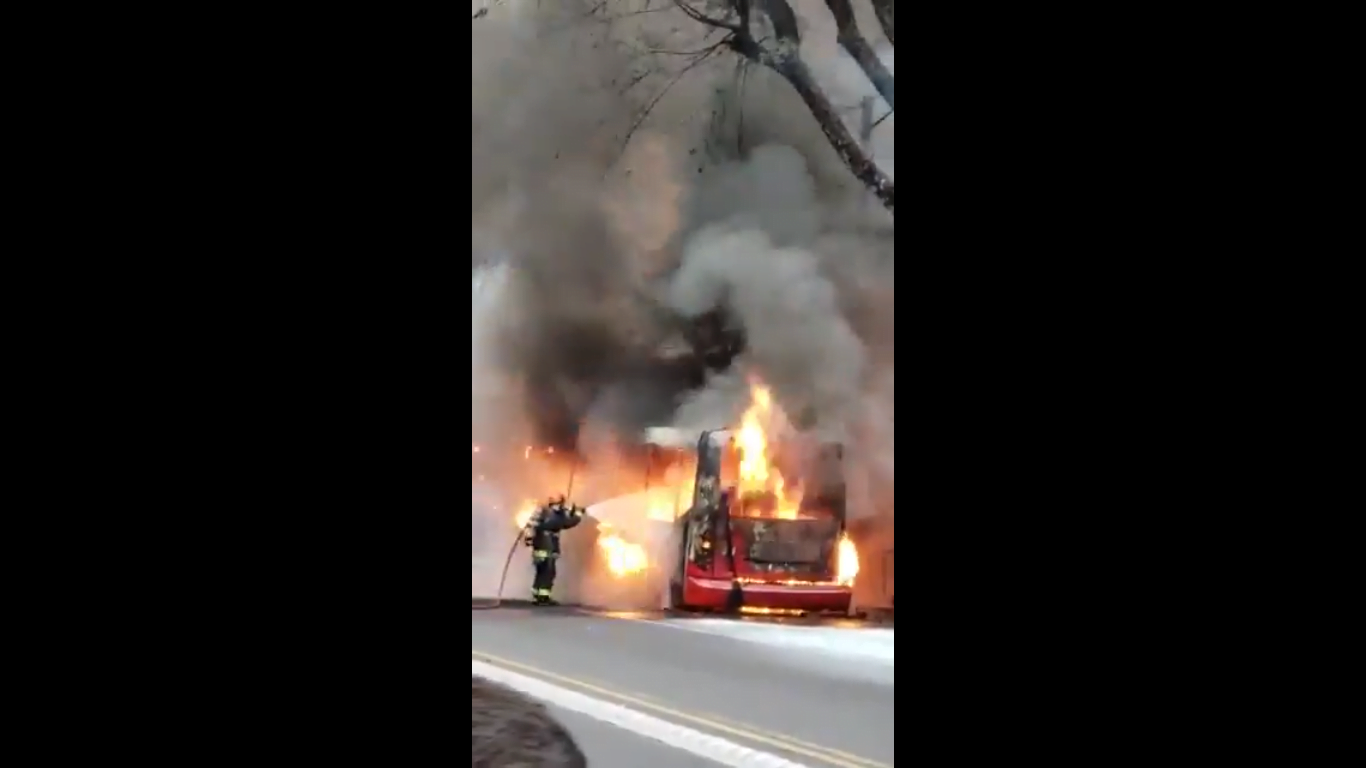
[618,40,730,155]
[771,56,894,212]
[823,0,894,110]
[672,0,742,32]
[643,27,725,55]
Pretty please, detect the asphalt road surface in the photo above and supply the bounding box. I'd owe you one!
[473,606,894,767]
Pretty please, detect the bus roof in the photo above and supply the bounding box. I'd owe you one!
[642,427,733,449]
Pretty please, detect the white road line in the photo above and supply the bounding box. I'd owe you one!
[472,659,813,768]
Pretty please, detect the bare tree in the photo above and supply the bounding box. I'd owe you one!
[671,0,893,213]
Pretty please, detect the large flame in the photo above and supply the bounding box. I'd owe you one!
[485,385,853,584]
[837,533,860,586]
[645,482,694,522]
[597,525,649,577]
[736,384,804,519]
[513,502,537,530]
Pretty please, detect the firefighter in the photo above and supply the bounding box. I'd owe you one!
[525,495,585,606]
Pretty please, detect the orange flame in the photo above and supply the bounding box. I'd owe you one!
[645,481,694,522]
[513,502,537,530]
[597,525,649,577]
[837,533,860,586]
[735,384,803,519]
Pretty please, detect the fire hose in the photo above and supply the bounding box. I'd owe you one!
[472,526,530,610]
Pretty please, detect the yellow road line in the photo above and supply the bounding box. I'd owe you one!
[473,649,890,768]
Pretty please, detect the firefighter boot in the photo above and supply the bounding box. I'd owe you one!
[531,555,558,606]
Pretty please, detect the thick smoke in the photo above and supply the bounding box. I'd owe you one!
[473,0,894,604]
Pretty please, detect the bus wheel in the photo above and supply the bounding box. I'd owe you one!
[675,580,689,610]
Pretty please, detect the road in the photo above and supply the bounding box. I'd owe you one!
[472,606,895,767]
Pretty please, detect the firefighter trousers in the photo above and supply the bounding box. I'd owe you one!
[531,551,557,600]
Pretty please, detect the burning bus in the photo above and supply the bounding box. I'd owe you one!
[641,386,860,615]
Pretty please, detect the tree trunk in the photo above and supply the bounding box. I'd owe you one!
[869,0,894,46]
[823,0,894,110]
